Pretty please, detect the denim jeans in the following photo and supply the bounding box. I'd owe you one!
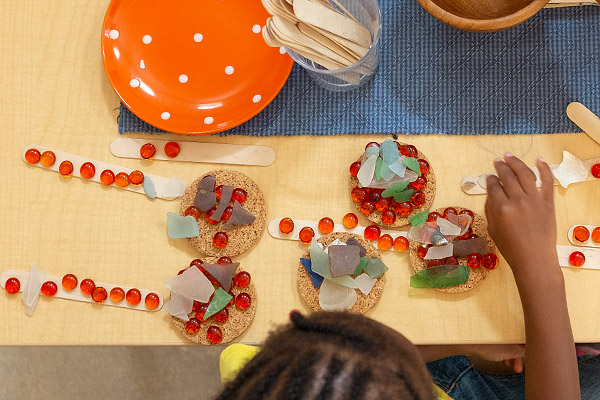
[427,355,600,400]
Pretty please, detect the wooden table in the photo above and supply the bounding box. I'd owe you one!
[1,0,599,346]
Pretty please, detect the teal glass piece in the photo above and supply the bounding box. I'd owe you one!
[143,176,157,199]
[167,212,200,239]
[365,146,380,158]
[363,257,388,279]
[381,139,399,164]
[409,265,470,289]
[204,288,233,319]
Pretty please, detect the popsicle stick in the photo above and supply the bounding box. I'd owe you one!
[567,225,600,247]
[556,245,600,270]
[1,270,164,311]
[110,138,275,166]
[268,218,408,252]
[566,102,600,145]
[546,0,599,7]
[298,22,358,63]
[23,145,185,200]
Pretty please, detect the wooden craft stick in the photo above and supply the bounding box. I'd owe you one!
[556,245,600,270]
[566,102,600,146]
[567,225,600,247]
[110,138,275,166]
[328,0,360,23]
[545,0,599,7]
[298,22,358,63]
[268,218,408,252]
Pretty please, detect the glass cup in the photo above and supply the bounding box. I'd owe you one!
[286,0,381,92]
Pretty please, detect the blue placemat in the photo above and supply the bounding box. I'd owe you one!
[118,1,600,136]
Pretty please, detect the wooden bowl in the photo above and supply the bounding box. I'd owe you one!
[416,0,550,32]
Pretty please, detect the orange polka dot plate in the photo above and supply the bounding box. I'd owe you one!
[101,0,293,135]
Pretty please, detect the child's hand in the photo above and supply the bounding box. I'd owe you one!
[484,154,560,286]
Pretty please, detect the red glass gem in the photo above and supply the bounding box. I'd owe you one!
[444,256,459,265]
[410,191,426,208]
[184,206,201,220]
[5,277,20,294]
[192,301,201,311]
[483,253,499,270]
[395,201,413,217]
[91,287,108,303]
[375,197,391,212]
[129,170,144,185]
[318,217,334,234]
[206,207,219,224]
[418,159,430,175]
[235,292,252,310]
[406,145,418,158]
[232,188,247,203]
[217,256,232,265]
[365,141,380,149]
[80,162,96,179]
[80,279,96,295]
[591,164,600,179]
[342,213,359,229]
[41,281,58,297]
[397,144,410,157]
[467,253,483,268]
[110,287,125,303]
[569,251,585,267]
[196,304,208,321]
[215,185,223,201]
[378,234,393,250]
[442,207,457,219]
[213,308,229,323]
[592,227,600,243]
[228,291,235,306]
[164,141,180,158]
[427,212,442,222]
[177,269,186,275]
[298,227,315,244]
[185,318,201,334]
[25,148,41,164]
[410,176,427,191]
[456,228,473,240]
[100,169,115,185]
[59,160,74,176]
[223,206,233,221]
[140,143,156,159]
[360,201,375,216]
[145,293,160,310]
[126,288,142,305]
[40,151,56,167]
[213,232,228,248]
[468,233,479,239]
[364,225,381,241]
[573,226,590,243]
[234,271,251,288]
[369,189,383,203]
[62,274,78,291]
[349,161,361,177]
[417,244,431,259]
[207,326,223,344]
[459,209,475,226]
[393,236,409,252]
[115,172,130,187]
[190,259,204,269]
[351,187,369,203]
[427,260,443,269]
[279,217,294,234]
[381,210,396,225]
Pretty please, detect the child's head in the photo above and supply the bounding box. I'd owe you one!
[216,311,435,399]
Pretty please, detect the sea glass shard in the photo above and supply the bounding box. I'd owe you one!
[381,181,410,198]
[357,154,378,187]
[437,217,461,236]
[363,258,388,279]
[424,243,454,259]
[431,229,449,246]
[388,158,407,177]
[300,258,324,288]
[374,157,383,181]
[203,262,239,292]
[345,237,366,257]
[453,237,488,257]
[200,175,216,191]
[410,265,470,289]
[162,177,187,200]
[204,288,233,319]
[165,267,214,303]
[328,245,361,278]
[211,185,234,221]
[381,139,399,164]
[403,157,421,174]
[410,211,429,227]
[408,223,438,244]
[355,273,377,295]
[22,264,45,316]
[366,169,418,189]
[393,188,415,203]
[381,163,396,181]
[365,146,380,158]
[194,189,217,212]
[551,151,588,188]
[143,176,157,199]
[318,279,357,311]
[167,212,200,238]
[222,202,256,230]
[310,238,331,278]
[164,293,194,321]
[446,214,471,235]
[353,257,369,275]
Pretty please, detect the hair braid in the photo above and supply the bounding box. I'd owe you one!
[315,355,344,400]
[279,351,324,400]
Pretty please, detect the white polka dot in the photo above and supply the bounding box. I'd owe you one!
[252,94,262,103]
[161,112,171,120]
[252,24,261,34]
[179,74,188,83]
[109,30,119,39]
[204,117,214,125]
[279,47,286,54]
[225,66,234,75]
[194,33,203,42]
[140,60,146,69]
[142,35,152,44]
[130,79,140,88]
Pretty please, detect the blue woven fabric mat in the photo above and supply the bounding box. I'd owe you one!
[118,1,600,136]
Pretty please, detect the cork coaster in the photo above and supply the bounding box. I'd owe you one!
[171,257,257,344]
[349,142,436,228]
[408,207,498,293]
[180,170,266,257]
[298,232,385,314]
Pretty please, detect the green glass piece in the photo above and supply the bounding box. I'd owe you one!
[204,288,233,319]
[403,157,421,174]
[375,157,383,181]
[409,211,429,227]
[309,238,330,278]
[381,181,410,198]
[409,265,470,289]
[393,188,414,203]
[364,257,388,279]
[353,257,369,276]
[365,146,380,158]
[381,139,399,164]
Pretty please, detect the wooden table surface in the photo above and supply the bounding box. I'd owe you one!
[1,0,599,346]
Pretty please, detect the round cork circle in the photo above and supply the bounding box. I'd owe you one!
[171,257,257,345]
[180,170,266,257]
[409,207,498,293]
[349,142,436,228]
[298,232,385,314]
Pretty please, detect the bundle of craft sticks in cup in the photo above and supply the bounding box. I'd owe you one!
[262,0,381,90]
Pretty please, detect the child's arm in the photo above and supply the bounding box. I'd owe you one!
[485,154,580,400]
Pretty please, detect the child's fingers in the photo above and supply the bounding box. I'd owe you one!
[511,358,524,374]
[536,157,554,203]
[494,158,524,199]
[504,153,538,195]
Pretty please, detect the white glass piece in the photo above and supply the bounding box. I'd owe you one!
[424,243,454,260]
[551,151,589,188]
[318,279,357,311]
[355,273,377,295]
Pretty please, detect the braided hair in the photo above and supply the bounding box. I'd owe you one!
[216,311,436,400]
